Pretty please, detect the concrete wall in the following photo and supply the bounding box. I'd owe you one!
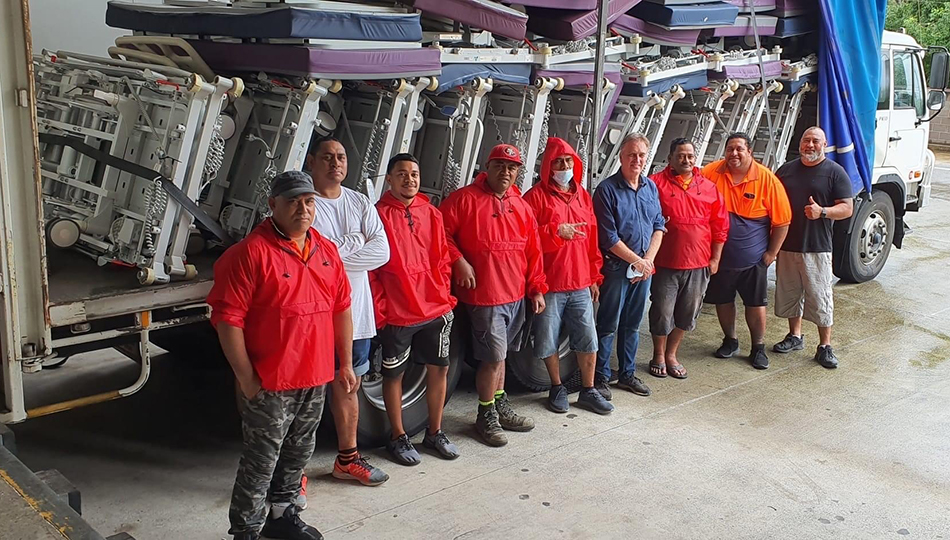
[929,91,950,148]
[29,0,158,57]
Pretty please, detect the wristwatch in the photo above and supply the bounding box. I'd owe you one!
[820,207,828,219]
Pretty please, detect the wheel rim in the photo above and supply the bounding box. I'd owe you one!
[859,211,888,266]
[361,363,427,412]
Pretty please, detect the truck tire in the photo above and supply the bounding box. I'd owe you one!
[506,310,579,392]
[353,320,464,448]
[835,191,895,283]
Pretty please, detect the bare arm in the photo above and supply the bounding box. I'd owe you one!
[763,225,789,265]
[643,230,663,262]
[217,323,260,399]
[826,198,854,220]
[607,240,644,265]
[709,241,724,274]
[333,308,356,393]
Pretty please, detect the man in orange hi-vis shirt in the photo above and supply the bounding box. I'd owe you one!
[702,133,792,371]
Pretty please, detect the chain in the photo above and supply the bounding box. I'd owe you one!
[203,116,226,180]
[441,121,462,198]
[540,98,552,150]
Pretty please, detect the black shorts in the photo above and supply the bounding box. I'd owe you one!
[378,312,454,378]
[704,262,769,307]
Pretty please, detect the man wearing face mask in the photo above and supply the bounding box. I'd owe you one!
[772,127,853,368]
[524,137,611,415]
[441,144,548,447]
[648,138,729,380]
[702,133,791,370]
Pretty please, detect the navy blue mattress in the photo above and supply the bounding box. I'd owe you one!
[778,71,817,94]
[105,1,423,42]
[622,70,708,97]
[628,1,738,28]
[774,15,816,37]
[436,63,532,94]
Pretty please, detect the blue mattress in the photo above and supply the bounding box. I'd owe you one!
[778,71,817,94]
[105,1,423,42]
[774,15,816,37]
[436,63,532,94]
[628,1,738,29]
[622,70,708,97]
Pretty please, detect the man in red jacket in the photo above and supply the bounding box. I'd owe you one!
[208,171,353,540]
[372,153,460,465]
[441,144,548,447]
[524,138,612,415]
[649,139,729,380]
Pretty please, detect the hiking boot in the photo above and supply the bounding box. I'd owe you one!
[475,404,507,447]
[715,337,740,358]
[594,374,613,401]
[294,475,308,510]
[260,504,323,540]
[332,455,389,486]
[773,333,804,353]
[576,387,614,415]
[751,345,769,370]
[495,393,535,431]
[547,384,569,413]
[422,429,460,460]
[617,374,651,396]
[386,433,421,466]
[815,345,839,369]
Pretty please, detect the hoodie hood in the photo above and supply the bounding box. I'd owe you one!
[539,137,584,191]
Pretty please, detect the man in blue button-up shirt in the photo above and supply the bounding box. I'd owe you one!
[592,133,666,399]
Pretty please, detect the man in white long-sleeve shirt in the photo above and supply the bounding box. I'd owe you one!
[302,136,391,493]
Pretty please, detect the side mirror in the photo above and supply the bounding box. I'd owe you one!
[929,49,949,90]
[927,89,946,111]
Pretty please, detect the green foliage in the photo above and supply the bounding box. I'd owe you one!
[885,0,950,48]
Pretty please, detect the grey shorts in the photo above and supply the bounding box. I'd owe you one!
[649,267,711,336]
[774,251,834,327]
[465,300,526,363]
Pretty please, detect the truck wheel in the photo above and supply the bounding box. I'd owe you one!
[835,191,895,283]
[506,311,579,392]
[354,321,464,448]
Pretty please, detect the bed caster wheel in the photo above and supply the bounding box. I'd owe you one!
[229,77,245,99]
[188,73,204,93]
[427,77,439,92]
[183,264,198,280]
[329,79,343,93]
[554,78,565,91]
[393,79,409,92]
[138,268,157,285]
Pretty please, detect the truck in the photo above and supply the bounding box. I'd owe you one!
[1,0,947,446]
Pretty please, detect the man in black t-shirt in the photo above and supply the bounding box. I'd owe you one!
[772,127,854,368]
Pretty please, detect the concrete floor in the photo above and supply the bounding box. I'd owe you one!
[11,157,950,540]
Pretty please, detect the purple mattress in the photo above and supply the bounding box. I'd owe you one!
[707,14,777,36]
[769,0,812,17]
[402,0,528,40]
[723,0,776,12]
[610,14,700,46]
[709,60,782,81]
[188,40,441,79]
[503,0,597,9]
[534,68,623,135]
[526,0,641,41]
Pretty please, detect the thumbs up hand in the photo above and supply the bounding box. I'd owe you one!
[805,196,823,220]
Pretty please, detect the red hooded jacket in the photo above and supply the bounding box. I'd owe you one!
[523,137,603,293]
[650,166,730,270]
[371,191,456,327]
[441,174,548,306]
[207,218,351,391]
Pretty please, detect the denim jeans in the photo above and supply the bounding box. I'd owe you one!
[595,260,652,381]
[533,288,598,359]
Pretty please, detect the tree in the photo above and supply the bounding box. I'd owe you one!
[886,0,950,78]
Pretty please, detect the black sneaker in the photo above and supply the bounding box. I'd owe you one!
[617,374,651,396]
[815,345,839,369]
[715,337,740,358]
[751,345,769,370]
[547,384,569,413]
[576,387,615,415]
[773,333,804,353]
[232,533,260,540]
[594,374,613,401]
[260,504,323,540]
[386,433,421,466]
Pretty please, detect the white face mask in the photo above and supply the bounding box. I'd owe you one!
[552,169,573,186]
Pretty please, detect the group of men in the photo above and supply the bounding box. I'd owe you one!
[206,126,853,539]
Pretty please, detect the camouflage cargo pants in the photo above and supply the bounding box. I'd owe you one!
[228,385,326,534]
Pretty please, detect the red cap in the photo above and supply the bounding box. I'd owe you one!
[487,144,523,165]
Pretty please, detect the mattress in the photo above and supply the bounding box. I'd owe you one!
[502,0,597,9]
[641,0,722,5]
[707,14,777,36]
[526,0,641,41]
[610,14,700,46]
[708,59,782,81]
[188,40,442,79]
[723,0,776,12]
[535,68,624,135]
[401,0,528,40]
[436,63,532,93]
[628,1,739,29]
[622,70,708,97]
[774,15,816,37]
[778,71,816,94]
[769,0,813,17]
[105,1,423,41]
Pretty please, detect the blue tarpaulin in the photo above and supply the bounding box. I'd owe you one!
[818,0,886,195]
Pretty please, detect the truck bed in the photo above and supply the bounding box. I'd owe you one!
[47,249,219,327]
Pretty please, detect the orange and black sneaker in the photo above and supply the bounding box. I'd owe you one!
[332,455,389,486]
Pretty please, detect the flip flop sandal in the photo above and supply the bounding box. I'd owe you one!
[668,364,687,379]
[649,362,668,378]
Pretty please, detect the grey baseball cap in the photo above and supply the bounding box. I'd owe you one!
[270,170,317,199]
